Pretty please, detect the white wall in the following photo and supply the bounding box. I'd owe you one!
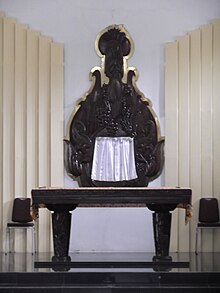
[0,0,220,252]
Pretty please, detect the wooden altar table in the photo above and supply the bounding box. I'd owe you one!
[31,187,192,263]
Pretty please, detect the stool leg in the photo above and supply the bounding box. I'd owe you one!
[8,228,12,253]
[34,227,37,253]
[7,228,13,253]
[32,227,35,255]
[5,227,9,255]
[195,227,199,254]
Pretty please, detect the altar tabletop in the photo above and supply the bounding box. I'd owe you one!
[31,187,192,206]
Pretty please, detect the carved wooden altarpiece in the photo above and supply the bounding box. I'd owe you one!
[65,25,164,186]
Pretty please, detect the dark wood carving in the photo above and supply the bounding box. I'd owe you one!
[65,25,164,187]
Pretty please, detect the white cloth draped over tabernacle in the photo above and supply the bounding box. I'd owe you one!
[91,137,138,181]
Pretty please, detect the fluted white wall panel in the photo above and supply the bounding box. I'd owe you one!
[0,13,64,252]
[165,20,220,252]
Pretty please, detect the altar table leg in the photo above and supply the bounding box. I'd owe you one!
[152,211,172,262]
[51,209,72,262]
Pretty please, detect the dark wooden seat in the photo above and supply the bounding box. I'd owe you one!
[5,197,36,254]
[195,198,220,254]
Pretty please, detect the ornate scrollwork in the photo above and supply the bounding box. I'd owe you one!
[65,25,164,186]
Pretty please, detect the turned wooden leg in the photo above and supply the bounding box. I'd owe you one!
[51,209,72,261]
[152,211,172,261]
[147,203,177,262]
[46,204,77,262]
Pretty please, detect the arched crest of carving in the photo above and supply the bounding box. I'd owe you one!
[65,24,164,187]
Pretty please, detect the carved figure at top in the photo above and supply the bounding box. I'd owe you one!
[65,25,164,187]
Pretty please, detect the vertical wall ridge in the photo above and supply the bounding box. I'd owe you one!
[2,16,16,252]
[165,41,179,252]
[212,19,220,251]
